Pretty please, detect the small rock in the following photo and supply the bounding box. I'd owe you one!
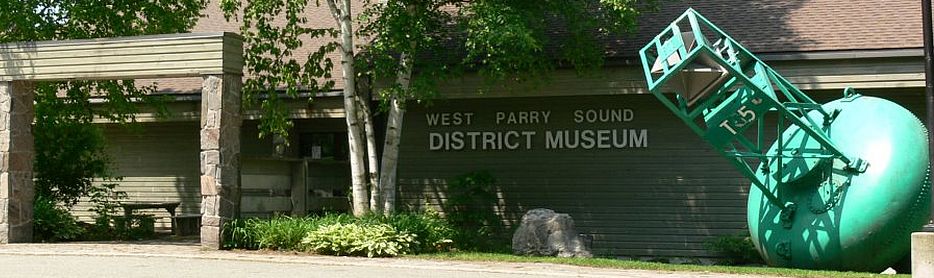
[511,208,592,258]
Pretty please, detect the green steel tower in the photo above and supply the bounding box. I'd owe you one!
[640,9,931,271]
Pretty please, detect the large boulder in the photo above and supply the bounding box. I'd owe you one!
[511,208,592,258]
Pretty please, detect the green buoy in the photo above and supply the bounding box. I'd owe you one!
[639,9,932,271]
[749,94,931,271]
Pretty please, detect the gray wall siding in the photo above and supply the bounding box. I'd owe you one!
[74,122,201,229]
[76,121,303,226]
[241,159,293,217]
[429,57,925,100]
[74,119,349,227]
[70,80,923,255]
[396,94,751,258]
[0,32,242,82]
[397,87,926,258]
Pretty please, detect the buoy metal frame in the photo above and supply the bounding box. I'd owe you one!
[638,9,868,226]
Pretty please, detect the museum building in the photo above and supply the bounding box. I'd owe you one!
[76,0,931,259]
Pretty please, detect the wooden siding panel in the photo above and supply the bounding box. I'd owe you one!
[72,120,309,227]
[91,97,346,124]
[241,159,294,216]
[242,175,291,189]
[396,94,751,258]
[70,122,200,229]
[431,58,924,99]
[242,196,292,213]
[397,89,924,259]
[0,51,223,69]
[0,32,242,81]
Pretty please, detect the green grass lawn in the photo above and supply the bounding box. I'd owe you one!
[410,252,907,278]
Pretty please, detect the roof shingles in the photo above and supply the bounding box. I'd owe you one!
[155,0,926,93]
[618,0,924,56]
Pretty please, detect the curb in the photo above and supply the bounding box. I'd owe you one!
[0,246,636,278]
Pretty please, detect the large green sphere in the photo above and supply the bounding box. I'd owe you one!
[748,95,931,272]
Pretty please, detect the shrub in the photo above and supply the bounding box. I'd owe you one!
[77,182,139,241]
[386,212,455,253]
[252,216,319,250]
[222,214,353,251]
[33,92,127,209]
[302,222,416,257]
[705,231,764,265]
[359,211,455,253]
[87,182,127,222]
[81,213,157,241]
[222,212,454,256]
[223,218,259,249]
[443,171,508,252]
[113,214,156,240]
[33,196,84,242]
[310,213,358,226]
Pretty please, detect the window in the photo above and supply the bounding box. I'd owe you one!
[299,132,348,160]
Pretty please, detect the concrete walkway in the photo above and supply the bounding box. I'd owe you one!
[0,241,784,278]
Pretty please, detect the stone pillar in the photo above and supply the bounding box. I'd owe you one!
[913,232,934,276]
[0,81,34,244]
[200,74,242,249]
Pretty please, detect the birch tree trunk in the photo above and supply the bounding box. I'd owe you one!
[379,51,413,214]
[328,0,369,216]
[361,93,382,213]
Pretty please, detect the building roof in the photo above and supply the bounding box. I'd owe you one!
[149,0,353,94]
[611,0,925,57]
[154,0,927,94]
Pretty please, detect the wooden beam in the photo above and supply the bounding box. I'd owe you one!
[0,32,243,81]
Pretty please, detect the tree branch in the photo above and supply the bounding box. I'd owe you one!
[325,0,342,26]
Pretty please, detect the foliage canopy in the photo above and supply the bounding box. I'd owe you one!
[223,0,657,215]
[0,1,207,206]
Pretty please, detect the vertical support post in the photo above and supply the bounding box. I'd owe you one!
[200,74,242,249]
[290,160,307,216]
[924,0,934,228]
[917,1,934,275]
[0,81,34,243]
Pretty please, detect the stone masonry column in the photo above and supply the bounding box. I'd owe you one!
[200,74,242,249]
[0,81,34,243]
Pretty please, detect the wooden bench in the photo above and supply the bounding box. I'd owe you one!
[120,202,181,234]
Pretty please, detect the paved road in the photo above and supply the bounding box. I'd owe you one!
[3,254,553,278]
[0,242,781,278]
